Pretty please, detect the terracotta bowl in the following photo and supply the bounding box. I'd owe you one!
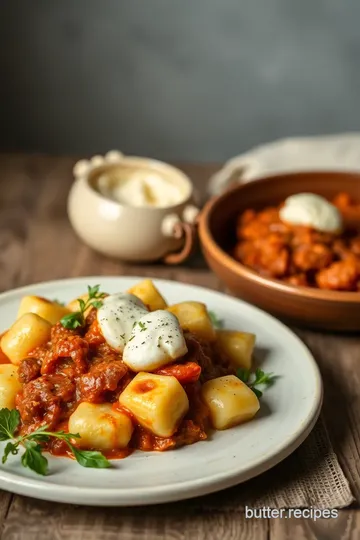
[198,171,360,331]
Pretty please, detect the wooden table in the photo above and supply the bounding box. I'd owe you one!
[0,153,359,539]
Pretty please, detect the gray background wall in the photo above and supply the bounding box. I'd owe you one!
[0,0,359,161]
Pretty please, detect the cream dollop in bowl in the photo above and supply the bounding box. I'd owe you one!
[279,193,343,233]
[67,152,199,263]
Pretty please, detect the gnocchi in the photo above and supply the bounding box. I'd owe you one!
[68,402,134,450]
[201,375,260,430]
[119,372,189,437]
[1,313,51,365]
[216,330,256,370]
[17,295,70,325]
[128,279,167,311]
[167,301,216,342]
[0,364,22,409]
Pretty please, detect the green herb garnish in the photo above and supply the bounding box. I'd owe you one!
[60,285,105,330]
[138,322,147,332]
[236,368,277,398]
[209,310,223,329]
[0,408,110,475]
[53,298,66,306]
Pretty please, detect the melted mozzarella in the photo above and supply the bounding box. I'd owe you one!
[97,293,148,352]
[123,311,187,372]
[279,193,342,233]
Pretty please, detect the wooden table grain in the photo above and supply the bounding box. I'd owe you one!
[0,153,359,539]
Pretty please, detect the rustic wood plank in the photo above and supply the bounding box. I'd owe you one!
[271,509,360,539]
[2,498,269,540]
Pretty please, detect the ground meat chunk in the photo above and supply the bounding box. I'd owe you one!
[236,237,289,278]
[27,345,49,364]
[134,420,207,452]
[17,374,75,429]
[155,362,201,384]
[238,221,269,241]
[290,228,334,247]
[18,357,41,384]
[332,239,353,260]
[92,342,120,360]
[350,237,360,256]
[79,359,128,402]
[50,321,79,342]
[285,274,309,287]
[84,319,105,347]
[260,246,289,277]
[292,243,333,272]
[41,334,89,375]
[257,208,281,224]
[316,259,359,291]
[174,420,208,447]
[238,209,256,227]
[184,333,230,382]
[184,382,210,431]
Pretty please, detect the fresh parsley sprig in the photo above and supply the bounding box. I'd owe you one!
[209,310,223,329]
[237,368,277,398]
[0,409,110,475]
[60,285,106,330]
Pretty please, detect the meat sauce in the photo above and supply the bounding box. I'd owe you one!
[233,192,360,291]
[15,312,232,457]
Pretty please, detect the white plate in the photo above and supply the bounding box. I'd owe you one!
[0,277,322,506]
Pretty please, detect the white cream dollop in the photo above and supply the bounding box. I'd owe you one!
[97,292,187,371]
[123,311,188,372]
[97,293,148,352]
[279,193,342,233]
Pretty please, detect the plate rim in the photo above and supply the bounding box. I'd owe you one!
[0,276,323,506]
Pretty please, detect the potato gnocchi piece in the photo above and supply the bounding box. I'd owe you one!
[68,402,134,451]
[17,295,70,325]
[216,330,256,370]
[1,313,52,365]
[119,372,189,437]
[0,364,22,409]
[128,279,167,311]
[167,301,216,342]
[201,375,260,430]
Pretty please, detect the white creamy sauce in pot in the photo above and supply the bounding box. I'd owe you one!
[96,168,186,208]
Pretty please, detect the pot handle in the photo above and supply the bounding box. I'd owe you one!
[161,205,200,265]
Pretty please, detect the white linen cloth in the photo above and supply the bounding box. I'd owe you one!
[208,133,360,196]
